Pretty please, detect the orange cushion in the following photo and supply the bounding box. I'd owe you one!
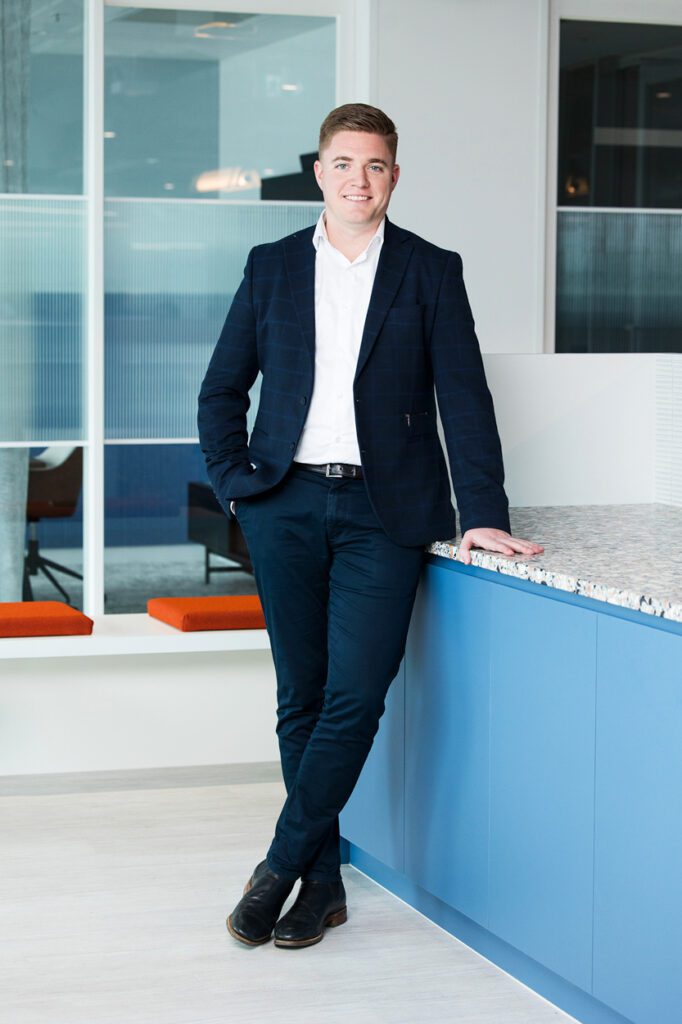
[0,601,94,638]
[147,595,266,632]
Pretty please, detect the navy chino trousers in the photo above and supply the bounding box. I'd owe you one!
[233,462,425,883]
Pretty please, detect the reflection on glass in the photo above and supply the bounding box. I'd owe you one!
[556,210,682,353]
[1,0,84,195]
[559,20,682,209]
[104,8,335,200]
[104,443,257,613]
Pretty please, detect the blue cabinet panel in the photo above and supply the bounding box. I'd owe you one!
[488,584,596,991]
[340,661,405,872]
[593,615,682,1024]
[404,564,491,926]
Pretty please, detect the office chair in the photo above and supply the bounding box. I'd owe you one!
[23,446,83,605]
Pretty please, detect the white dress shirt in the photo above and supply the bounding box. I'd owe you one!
[293,210,385,465]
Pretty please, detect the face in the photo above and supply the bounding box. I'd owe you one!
[314,130,399,235]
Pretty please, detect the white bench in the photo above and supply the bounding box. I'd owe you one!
[0,616,277,776]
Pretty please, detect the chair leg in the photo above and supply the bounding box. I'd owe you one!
[22,560,34,601]
[38,562,73,605]
[23,533,82,605]
[40,556,83,583]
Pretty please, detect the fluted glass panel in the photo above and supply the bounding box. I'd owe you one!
[556,210,682,353]
[104,199,322,438]
[0,197,85,441]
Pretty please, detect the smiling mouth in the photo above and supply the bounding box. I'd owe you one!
[344,195,371,201]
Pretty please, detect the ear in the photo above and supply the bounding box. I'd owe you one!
[313,159,324,191]
[391,163,400,190]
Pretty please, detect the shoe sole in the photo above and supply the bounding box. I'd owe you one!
[274,906,348,948]
[226,912,272,946]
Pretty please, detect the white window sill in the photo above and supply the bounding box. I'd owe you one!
[0,614,270,660]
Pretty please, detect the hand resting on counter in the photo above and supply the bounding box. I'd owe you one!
[455,528,544,566]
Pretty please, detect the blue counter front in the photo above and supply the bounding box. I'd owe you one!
[340,555,682,1024]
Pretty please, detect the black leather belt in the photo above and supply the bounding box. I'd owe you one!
[293,461,363,479]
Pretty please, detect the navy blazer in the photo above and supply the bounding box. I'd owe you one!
[197,215,511,547]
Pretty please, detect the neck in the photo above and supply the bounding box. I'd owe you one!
[323,211,383,261]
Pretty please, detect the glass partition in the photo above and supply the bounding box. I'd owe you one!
[101,6,334,611]
[0,0,84,606]
[556,18,682,353]
[0,1,341,614]
[104,199,322,439]
[556,209,682,353]
[0,198,85,442]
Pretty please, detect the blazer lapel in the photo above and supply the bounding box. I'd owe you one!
[284,226,316,369]
[284,216,414,380]
[354,216,414,384]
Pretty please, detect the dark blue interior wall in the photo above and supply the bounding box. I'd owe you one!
[104,442,211,547]
[33,443,212,549]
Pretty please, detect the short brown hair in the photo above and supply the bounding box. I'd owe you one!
[318,103,398,163]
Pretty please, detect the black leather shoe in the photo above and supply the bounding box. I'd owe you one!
[226,859,296,946]
[274,878,347,948]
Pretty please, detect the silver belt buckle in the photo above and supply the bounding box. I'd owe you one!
[325,463,344,478]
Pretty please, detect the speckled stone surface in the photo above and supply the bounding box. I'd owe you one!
[427,503,682,624]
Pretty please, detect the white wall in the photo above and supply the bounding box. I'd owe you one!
[373,0,548,355]
[483,353,657,506]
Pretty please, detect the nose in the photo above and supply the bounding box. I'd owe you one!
[350,166,370,188]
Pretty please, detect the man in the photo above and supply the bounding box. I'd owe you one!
[198,103,543,951]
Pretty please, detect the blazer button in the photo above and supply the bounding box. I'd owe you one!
[289,442,295,451]
[299,396,307,405]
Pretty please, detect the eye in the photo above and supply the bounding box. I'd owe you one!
[334,163,349,170]
[369,164,384,172]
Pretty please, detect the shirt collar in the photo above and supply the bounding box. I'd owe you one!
[312,210,385,255]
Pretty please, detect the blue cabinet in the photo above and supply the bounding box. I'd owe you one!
[403,564,491,926]
[339,661,405,872]
[487,584,596,991]
[593,615,682,1024]
[342,557,682,1024]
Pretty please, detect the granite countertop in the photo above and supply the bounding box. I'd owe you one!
[427,503,682,624]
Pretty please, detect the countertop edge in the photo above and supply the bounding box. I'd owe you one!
[425,540,682,625]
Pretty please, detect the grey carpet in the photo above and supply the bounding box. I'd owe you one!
[26,544,257,614]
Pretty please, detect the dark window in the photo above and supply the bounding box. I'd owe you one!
[556,20,682,353]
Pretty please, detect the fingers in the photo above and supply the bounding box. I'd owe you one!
[455,537,472,563]
[457,542,541,563]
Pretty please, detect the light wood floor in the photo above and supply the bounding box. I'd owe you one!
[1,765,579,1024]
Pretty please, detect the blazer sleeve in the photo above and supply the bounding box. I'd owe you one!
[197,247,260,511]
[429,251,511,536]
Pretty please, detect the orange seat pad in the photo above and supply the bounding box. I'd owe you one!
[0,601,94,637]
[147,594,266,632]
